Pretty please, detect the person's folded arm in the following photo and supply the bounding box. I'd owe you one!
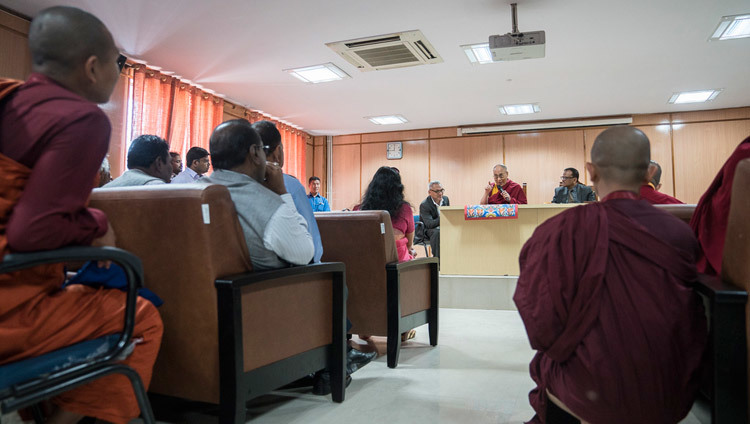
[263,194,314,265]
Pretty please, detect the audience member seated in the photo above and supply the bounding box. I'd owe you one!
[202,119,313,269]
[97,157,112,187]
[639,160,683,204]
[103,135,172,187]
[171,146,209,183]
[252,120,323,264]
[481,164,527,205]
[358,166,416,262]
[169,151,182,180]
[513,126,706,424]
[551,167,595,203]
[691,136,750,275]
[308,176,331,211]
[0,6,163,423]
[419,180,450,258]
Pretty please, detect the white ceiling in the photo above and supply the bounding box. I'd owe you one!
[2,0,749,135]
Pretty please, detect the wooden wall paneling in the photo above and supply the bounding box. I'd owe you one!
[583,127,607,184]
[672,107,750,124]
[429,127,459,139]
[637,125,674,197]
[222,102,245,120]
[313,144,326,194]
[332,134,361,145]
[0,10,31,80]
[429,135,504,207]
[305,143,313,186]
[330,144,360,210]
[505,130,585,204]
[361,129,429,143]
[313,136,326,146]
[360,140,429,209]
[673,120,750,203]
[631,114,670,126]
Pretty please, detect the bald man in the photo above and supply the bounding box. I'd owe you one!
[0,7,162,424]
[513,126,706,424]
[639,160,683,204]
[480,164,527,204]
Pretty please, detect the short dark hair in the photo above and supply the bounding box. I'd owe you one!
[650,160,663,186]
[127,135,169,169]
[251,120,281,155]
[169,152,180,159]
[564,167,579,181]
[209,119,261,170]
[309,176,321,184]
[186,147,209,168]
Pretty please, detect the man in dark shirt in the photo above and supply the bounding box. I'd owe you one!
[419,180,450,257]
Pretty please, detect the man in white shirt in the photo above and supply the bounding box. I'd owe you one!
[202,119,313,269]
[172,146,210,184]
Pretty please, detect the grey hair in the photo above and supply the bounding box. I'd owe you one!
[100,156,110,173]
[493,163,508,172]
[428,180,442,191]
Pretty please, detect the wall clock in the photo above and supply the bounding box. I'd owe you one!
[386,142,403,160]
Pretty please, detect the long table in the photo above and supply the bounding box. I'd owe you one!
[440,204,580,276]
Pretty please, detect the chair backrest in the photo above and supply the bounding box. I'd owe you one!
[315,211,397,335]
[654,204,696,225]
[90,184,252,403]
[721,158,750,406]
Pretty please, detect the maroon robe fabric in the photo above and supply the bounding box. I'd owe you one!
[514,191,706,424]
[640,183,684,205]
[690,137,750,275]
[487,179,527,204]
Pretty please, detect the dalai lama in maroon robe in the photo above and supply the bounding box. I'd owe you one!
[514,126,706,424]
[481,164,527,204]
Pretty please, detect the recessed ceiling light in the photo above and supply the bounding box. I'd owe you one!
[668,89,722,104]
[367,115,408,125]
[710,14,750,40]
[499,103,541,115]
[461,43,493,64]
[285,63,350,83]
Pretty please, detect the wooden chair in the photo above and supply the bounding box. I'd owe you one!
[90,184,347,423]
[315,211,439,368]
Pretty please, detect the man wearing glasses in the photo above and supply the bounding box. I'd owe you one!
[419,181,450,258]
[551,167,596,203]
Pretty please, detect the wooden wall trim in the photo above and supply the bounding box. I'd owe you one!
[429,127,459,139]
[671,107,750,123]
[0,9,30,35]
[361,129,429,143]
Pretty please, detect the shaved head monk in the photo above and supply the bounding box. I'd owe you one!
[513,126,707,424]
[639,160,684,204]
[0,6,162,424]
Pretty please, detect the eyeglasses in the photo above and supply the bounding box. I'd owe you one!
[117,54,127,72]
[430,189,445,193]
[560,176,575,180]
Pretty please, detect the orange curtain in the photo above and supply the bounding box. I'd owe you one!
[131,65,174,141]
[243,111,307,181]
[168,82,224,164]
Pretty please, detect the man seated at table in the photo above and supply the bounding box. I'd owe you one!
[551,167,595,203]
[308,176,331,211]
[419,180,450,258]
[513,126,706,424]
[639,160,683,204]
[0,6,163,423]
[103,135,172,187]
[480,164,527,204]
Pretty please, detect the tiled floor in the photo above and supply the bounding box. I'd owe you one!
[1,308,703,424]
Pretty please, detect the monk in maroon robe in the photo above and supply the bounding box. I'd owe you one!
[514,126,706,424]
[0,7,162,424]
[640,160,683,204]
[690,137,750,275]
[481,164,527,204]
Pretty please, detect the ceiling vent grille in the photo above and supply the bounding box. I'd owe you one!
[326,30,443,71]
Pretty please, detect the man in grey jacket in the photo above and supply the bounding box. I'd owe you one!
[551,167,596,203]
[103,134,172,187]
[203,119,314,269]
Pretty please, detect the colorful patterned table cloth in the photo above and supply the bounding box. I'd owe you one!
[464,204,518,220]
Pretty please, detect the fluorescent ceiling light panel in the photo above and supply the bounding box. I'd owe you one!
[710,14,750,40]
[462,43,493,64]
[668,89,722,104]
[367,115,408,125]
[285,63,350,83]
[499,103,541,115]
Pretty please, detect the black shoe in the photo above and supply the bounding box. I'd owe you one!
[347,348,377,374]
[312,371,352,396]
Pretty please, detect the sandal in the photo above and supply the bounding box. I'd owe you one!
[401,329,416,342]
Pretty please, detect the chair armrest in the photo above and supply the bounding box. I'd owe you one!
[216,262,345,288]
[386,257,439,272]
[1,246,144,367]
[690,273,747,304]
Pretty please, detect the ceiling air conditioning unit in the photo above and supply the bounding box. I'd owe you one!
[489,3,546,61]
[326,30,443,72]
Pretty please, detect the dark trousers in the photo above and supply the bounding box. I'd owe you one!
[425,227,440,258]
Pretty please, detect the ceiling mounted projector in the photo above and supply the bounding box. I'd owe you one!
[489,3,545,61]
